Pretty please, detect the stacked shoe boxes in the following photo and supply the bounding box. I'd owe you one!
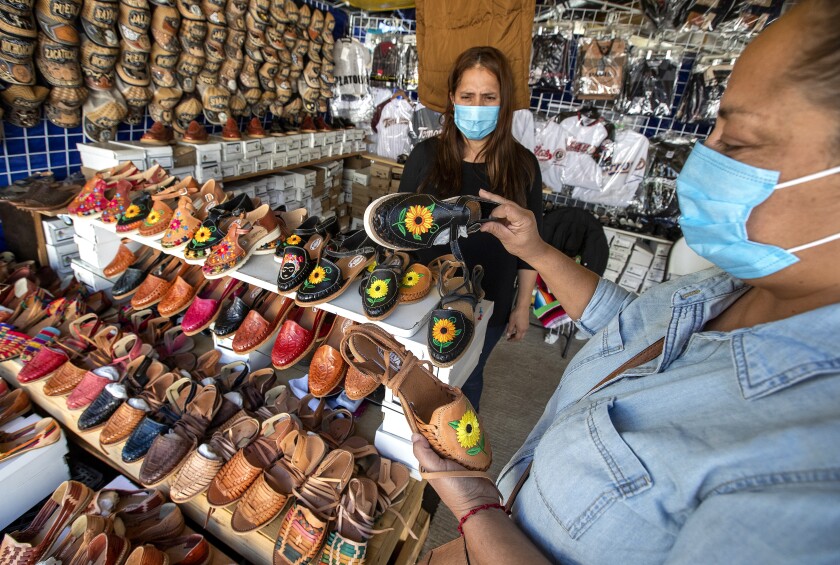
[42,218,79,278]
[306,161,344,217]
[603,227,673,293]
[375,301,494,474]
[70,218,123,292]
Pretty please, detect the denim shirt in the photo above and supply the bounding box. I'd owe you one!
[497,268,840,564]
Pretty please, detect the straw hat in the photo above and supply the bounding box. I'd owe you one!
[49,85,89,108]
[118,1,151,51]
[45,101,82,127]
[0,30,36,85]
[80,0,119,47]
[150,5,180,52]
[35,0,82,45]
[180,18,207,57]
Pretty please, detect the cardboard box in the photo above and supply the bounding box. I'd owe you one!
[260,137,277,154]
[196,163,222,183]
[181,140,222,165]
[221,163,237,179]
[608,248,631,262]
[237,162,254,176]
[645,268,666,283]
[74,233,121,269]
[610,233,636,250]
[77,141,146,171]
[286,150,300,166]
[172,145,197,168]
[285,135,302,151]
[299,148,311,162]
[111,140,174,169]
[370,162,391,180]
[46,240,79,275]
[304,166,326,186]
[242,139,262,159]
[654,243,672,258]
[623,263,649,279]
[390,179,401,191]
[619,272,644,293]
[650,255,668,271]
[42,218,75,245]
[603,268,621,282]
[370,175,390,191]
[73,219,121,246]
[212,136,244,161]
[255,154,272,172]
[344,155,368,170]
[350,167,370,186]
[287,168,316,188]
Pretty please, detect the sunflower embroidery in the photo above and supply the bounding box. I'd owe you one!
[124,204,141,219]
[431,316,461,350]
[393,203,438,241]
[145,210,161,225]
[448,410,485,455]
[194,226,212,243]
[286,234,302,246]
[305,265,327,287]
[401,270,423,288]
[365,277,390,305]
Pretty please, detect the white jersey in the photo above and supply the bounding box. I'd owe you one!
[512,109,535,152]
[534,115,609,192]
[375,97,414,160]
[334,38,372,97]
[572,129,649,207]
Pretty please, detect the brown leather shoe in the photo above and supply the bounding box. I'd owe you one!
[206,413,298,507]
[130,257,185,310]
[0,388,31,427]
[140,121,174,145]
[81,532,130,565]
[299,114,316,133]
[246,116,267,138]
[139,383,221,486]
[231,294,294,354]
[99,370,177,449]
[122,502,185,544]
[157,265,205,317]
[308,316,353,398]
[182,120,209,144]
[221,116,242,140]
[103,239,138,278]
[125,544,169,565]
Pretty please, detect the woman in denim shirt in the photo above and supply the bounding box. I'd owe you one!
[414,1,840,563]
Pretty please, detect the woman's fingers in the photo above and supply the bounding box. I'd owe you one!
[412,433,449,472]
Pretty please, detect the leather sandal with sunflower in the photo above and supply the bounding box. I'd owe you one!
[256,207,308,255]
[201,219,275,279]
[276,216,339,293]
[359,250,409,321]
[295,230,376,307]
[184,194,257,265]
[428,260,484,368]
[341,323,491,473]
[137,177,200,239]
[364,193,500,252]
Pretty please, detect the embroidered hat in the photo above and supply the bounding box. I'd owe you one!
[224,29,245,60]
[180,18,207,57]
[118,1,151,51]
[229,88,247,116]
[203,58,221,73]
[239,56,260,89]
[35,0,82,45]
[218,57,242,91]
[175,51,204,92]
[152,84,181,108]
[262,45,278,64]
[49,85,89,108]
[0,30,36,85]
[80,0,119,47]
[116,44,150,85]
[150,41,178,68]
[0,84,49,110]
[201,84,227,123]
[242,86,260,105]
[226,0,246,27]
[275,78,290,103]
[0,5,38,38]
[269,0,287,25]
[84,87,127,128]
[37,32,83,87]
[150,5,180,52]
[307,8,323,43]
[4,105,45,127]
[245,9,267,35]
[176,0,203,21]
[204,22,227,61]
[173,93,201,131]
[45,100,82,127]
[283,0,297,24]
[244,34,264,63]
[201,0,224,25]
[148,101,172,123]
[196,68,217,87]
[123,103,144,124]
[116,74,151,106]
[258,61,277,91]
[276,62,289,79]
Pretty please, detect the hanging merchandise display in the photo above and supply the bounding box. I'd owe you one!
[574,37,627,101]
[615,47,681,117]
[675,60,732,124]
[373,94,413,160]
[672,0,742,32]
[369,32,400,88]
[570,128,650,208]
[415,0,535,112]
[408,102,442,148]
[529,32,571,92]
[535,112,610,193]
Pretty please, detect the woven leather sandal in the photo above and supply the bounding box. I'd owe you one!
[0,417,62,463]
[98,369,175,449]
[273,449,354,565]
[308,316,354,398]
[0,388,31,427]
[341,324,492,472]
[0,481,93,565]
[17,313,103,383]
[316,477,382,565]
[169,414,260,503]
[230,430,327,534]
[124,544,169,565]
[48,514,119,565]
[427,260,484,368]
[43,325,121,396]
[206,413,298,508]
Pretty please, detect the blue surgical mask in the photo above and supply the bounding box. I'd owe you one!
[454,104,499,140]
[676,142,840,279]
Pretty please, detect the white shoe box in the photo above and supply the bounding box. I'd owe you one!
[73,234,122,270]
[46,240,80,277]
[70,258,114,292]
[374,424,421,480]
[42,218,76,245]
[0,414,70,530]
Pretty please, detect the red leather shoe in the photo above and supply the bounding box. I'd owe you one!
[66,366,121,410]
[181,278,244,336]
[232,294,295,354]
[271,306,331,369]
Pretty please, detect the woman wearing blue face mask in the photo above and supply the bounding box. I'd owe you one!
[412,1,840,563]
[399,46,543,411]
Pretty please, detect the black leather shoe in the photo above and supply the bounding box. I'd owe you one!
[79,383,127,430]
[122,381,198,463]
[365,193,500,253]
[111,253,165,299]
[212,286,268,337]
[275,216,339,292]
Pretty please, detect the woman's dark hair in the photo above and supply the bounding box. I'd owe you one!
[420,46,534,206]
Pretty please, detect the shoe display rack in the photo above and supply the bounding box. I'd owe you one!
[0,358,430,565]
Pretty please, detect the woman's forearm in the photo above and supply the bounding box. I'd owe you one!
[463,508,552,565]
[515,269,538,311]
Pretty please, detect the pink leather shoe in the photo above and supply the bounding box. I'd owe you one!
[66,366,120,410]
[181,278,244,336]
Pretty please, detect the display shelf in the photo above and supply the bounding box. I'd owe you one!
[222,152,364,183]
[361,153,405,170]
[0,358,425,565]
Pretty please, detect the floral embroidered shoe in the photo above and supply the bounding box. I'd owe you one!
[256,207,308,256]
[275,216,339,293]
[67,163,138,217]
[116,192,153,234]
[98,179,134,224]
[341,324,492,472]
[184,193,257,265]
[295,230,376,307]
[138,176,200,239]
[364,193,500,253]
[427,260,484,368]
[359,251,409,321]
[273,449,354,565]
[201,218,276,279]
[161,179,228,250]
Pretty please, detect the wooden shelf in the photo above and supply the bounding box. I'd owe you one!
[222,153,364,183]
[362,153,405,169]
[0,358,425,565]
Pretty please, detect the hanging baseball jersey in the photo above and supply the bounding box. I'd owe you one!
[572,129,650,207]
[409,103,442,147]
[334,37,372,98]
[375,97,414,160]
[513,109,536,152]
[534,115,609,192]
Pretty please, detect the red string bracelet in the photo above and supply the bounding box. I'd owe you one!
[457,503,509,536]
